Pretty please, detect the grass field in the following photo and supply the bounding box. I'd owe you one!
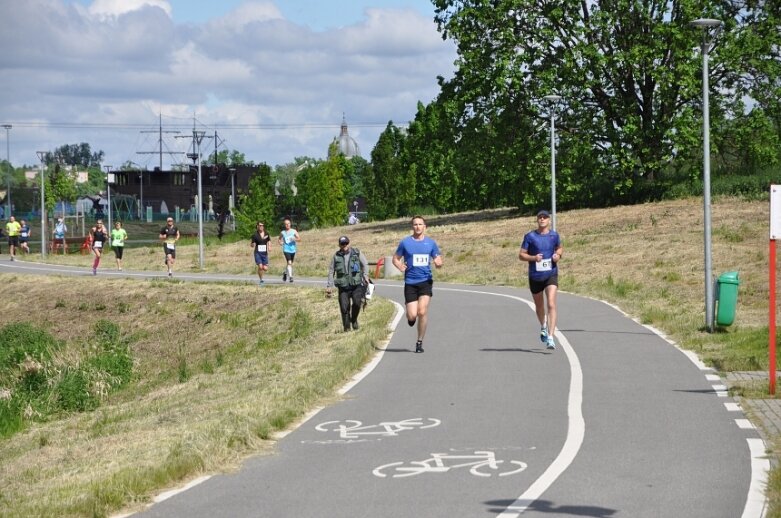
[1,195,779,517]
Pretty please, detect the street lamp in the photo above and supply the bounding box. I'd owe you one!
[103,165,113,230]
[229,167,236,231]
[2,124,11,218]
[691,17,723,332]
[36,151,47,258]
[194,131,206,269]
[543,95,562,231]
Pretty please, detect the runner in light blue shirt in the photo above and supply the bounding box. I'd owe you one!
[392,216,443,353]
[278,218,301,283]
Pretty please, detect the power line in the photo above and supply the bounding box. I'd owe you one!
[1,121,403,130]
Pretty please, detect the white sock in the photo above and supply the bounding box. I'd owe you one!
[287,265,293,278]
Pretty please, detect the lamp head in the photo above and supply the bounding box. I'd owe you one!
[543,95,562,103]
[690,18,722,29]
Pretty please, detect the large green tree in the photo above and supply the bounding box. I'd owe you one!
[430,0,781,206]
[234,163,276,237]
[302,145,347,227]
[368,122,415,220]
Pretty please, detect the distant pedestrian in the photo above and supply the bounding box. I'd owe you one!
[18,219,30,254]
[392,216,443,353]
[278,218,300,283]
[111,221,128,271]
[53,218,68,254]
[89,220,108,275]
[326,235,369,331]
[159,217,180,277]
[518,210,563,350]
[5,216,21,261]
[251,221,272,285]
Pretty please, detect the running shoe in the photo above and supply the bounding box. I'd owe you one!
[540,326,548,343]
[168,271,172,278]
[289,277,294,283]
[415,341,424,353]
[92,268,97,275]
[10,256,14,261]
[282,272,287,282]
[259,279,265,286]
[546,336,556,350]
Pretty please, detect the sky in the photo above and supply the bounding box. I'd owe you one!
[0,0,457,170]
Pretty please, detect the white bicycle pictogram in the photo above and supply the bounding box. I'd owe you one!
[315,418,441,439]
[373,450,528,478]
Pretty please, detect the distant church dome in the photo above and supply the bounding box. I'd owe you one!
[332,115,360,159]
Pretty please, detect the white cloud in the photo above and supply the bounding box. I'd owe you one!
[87,0,172,19]
[0,0,456,168]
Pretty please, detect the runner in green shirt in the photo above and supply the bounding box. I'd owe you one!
[111,221,128,271]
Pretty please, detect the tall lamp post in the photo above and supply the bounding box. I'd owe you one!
[194,131,206,269]
[36,151,47,258]
[229,167,236,231]
[543,95,562,231]
[2,124,11,218]
[103,165,113,230]
[691,17,723,332]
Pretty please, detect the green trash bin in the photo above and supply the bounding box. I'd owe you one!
[716,271,740,326]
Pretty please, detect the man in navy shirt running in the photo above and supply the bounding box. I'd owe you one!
[392,216,444,353]
[519,210,563,350]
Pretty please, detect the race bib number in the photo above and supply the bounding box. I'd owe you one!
[166,242,175,250]
[21,232,28,238]
[412,254,430,267]
[257,244,267,253]
[93,241,103,249]
[537,258,552,272]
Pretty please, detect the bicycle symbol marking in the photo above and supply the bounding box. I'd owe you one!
[372,450,528,478]
[315,418,441,439]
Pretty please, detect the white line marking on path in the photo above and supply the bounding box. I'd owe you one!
[743,438,769,518]
[436,288,585,517]
[706,374,721,381]
[736,419,756,430]
[725,402,741,412]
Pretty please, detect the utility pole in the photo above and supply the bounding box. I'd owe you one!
[36,151,47,258]
[176,126,212,270]
[103,165,113,230]
[138,113,180,170]
[2,124,11,218]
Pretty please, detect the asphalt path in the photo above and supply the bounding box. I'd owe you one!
[0,260,768,517]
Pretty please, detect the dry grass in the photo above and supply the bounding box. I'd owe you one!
[0,276,394,517]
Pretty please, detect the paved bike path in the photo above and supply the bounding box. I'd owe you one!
[0,262,764,516]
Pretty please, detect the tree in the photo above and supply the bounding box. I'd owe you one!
[367,122,413,220]
[430,0,781,205]
[46,164,78,217]
[302,144,347,227]
[46,143,104,168]
[233,163,276,238]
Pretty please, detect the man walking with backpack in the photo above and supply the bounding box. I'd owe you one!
[326,235,369,332]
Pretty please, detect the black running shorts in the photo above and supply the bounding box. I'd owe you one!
[404,279,433,304]
[529,274,558,295]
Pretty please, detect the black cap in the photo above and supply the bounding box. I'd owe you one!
[338,236,350,246]
[537,210,551,218]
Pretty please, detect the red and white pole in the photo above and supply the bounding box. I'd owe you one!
[770,185,780,394]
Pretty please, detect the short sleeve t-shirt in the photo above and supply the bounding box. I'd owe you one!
[281,229,297,254]
[251,232,271,254]
[160,226,178,245]
[111,228,128,247]
[521,230,561,281]
[395,235,441,285]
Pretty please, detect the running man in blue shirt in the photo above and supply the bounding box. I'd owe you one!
[392,216,443,353]
[519,210,563,350]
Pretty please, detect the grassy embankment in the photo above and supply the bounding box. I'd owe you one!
[1,195,779,517]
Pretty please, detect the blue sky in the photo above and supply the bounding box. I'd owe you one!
[0,0,456,168]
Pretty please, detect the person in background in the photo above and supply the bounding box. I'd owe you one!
[159,217,180,277]
[326,235,369,331]
[111,221,128,271]
[53,217,68,254]
[18,219,30,254]
[5,216,21,261]
[251,222,272,285]
[278,218,300,283]
[89,219,108,275]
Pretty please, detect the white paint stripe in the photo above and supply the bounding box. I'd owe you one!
[706,374,721,381]
[736,419,756,430]
[742,438,769,518]
[713,384,728,392]
[725,402,741,412]
[436,287,585,517]
[153,475,211,503]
